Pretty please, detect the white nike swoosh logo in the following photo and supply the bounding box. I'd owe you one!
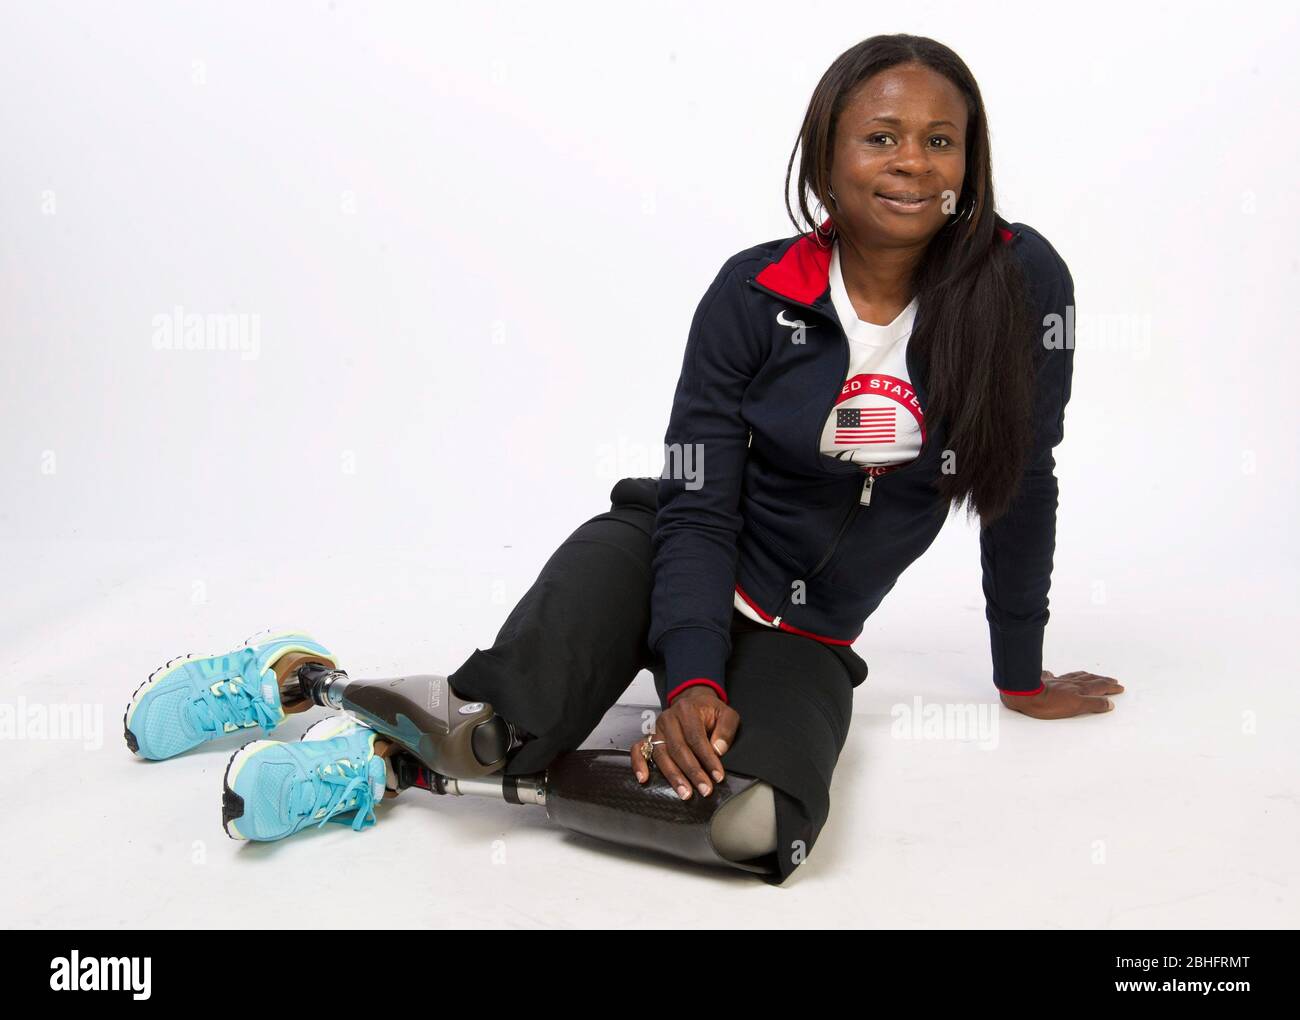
[776,309,814,330]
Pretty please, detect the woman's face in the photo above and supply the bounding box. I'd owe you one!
[828,62,969,246]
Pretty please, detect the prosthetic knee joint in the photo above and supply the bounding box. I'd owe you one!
[296,663,519,778]
[292,665,778,877]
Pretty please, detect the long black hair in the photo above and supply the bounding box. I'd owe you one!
[785,34,1037,527]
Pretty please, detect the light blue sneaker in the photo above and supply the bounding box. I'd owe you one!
[124,630,337,760]
[221,717,389,842]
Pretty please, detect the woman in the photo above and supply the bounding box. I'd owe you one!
[123,34,1122,885]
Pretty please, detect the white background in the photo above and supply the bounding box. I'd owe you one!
[2,0,1297,928]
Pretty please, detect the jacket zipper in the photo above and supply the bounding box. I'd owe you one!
[746,274,912,629]
[769,472,873,625]
[746,227,1027,632]
[747,277,850,626]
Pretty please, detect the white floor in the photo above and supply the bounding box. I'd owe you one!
[3,0,1298,932]
[3,530,1296,930]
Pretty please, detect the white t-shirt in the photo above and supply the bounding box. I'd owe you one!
[734,238,925,628]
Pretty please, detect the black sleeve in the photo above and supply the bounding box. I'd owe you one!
[648,259,764,705]
[979,228,1076,695]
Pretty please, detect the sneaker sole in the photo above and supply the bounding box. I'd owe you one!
[300,713,370,743]
[221,739,281,840]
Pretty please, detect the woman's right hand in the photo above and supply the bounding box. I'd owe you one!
[631,686,740,800]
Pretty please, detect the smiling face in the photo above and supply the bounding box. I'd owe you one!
[828,62,969,246]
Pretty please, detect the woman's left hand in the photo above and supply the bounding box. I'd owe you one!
[999,669,1125,719]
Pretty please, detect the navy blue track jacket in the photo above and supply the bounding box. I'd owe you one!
[648,214,1075,705]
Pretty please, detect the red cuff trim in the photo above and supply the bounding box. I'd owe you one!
[998,683,1045,696]
[666,678,728,705]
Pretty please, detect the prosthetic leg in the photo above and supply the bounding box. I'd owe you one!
[291,665,779,877]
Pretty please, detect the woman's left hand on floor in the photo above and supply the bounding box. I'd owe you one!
[999,669,1125,719]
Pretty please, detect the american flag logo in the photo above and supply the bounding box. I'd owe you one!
[835,406,896,445]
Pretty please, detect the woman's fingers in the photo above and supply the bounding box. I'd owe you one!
[1056,670,1126,695]
[638,695,744,800]
[650,742,692,800]
[630,735,650,784]
[1081,675,1125,696]
[655,713,709,800]
[709,706,741,757]
[1079,693,1115,714]
[681,711,725,786]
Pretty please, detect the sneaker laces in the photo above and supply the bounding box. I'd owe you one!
[190,648,281,734]
[305,757,380,832]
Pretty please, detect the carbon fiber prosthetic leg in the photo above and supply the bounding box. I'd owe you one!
[293,665,779,877]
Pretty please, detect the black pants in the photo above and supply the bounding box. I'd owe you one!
[446,477,866,884]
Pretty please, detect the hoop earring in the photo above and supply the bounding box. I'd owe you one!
[813,198,835,246]
[828,186,838,208]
